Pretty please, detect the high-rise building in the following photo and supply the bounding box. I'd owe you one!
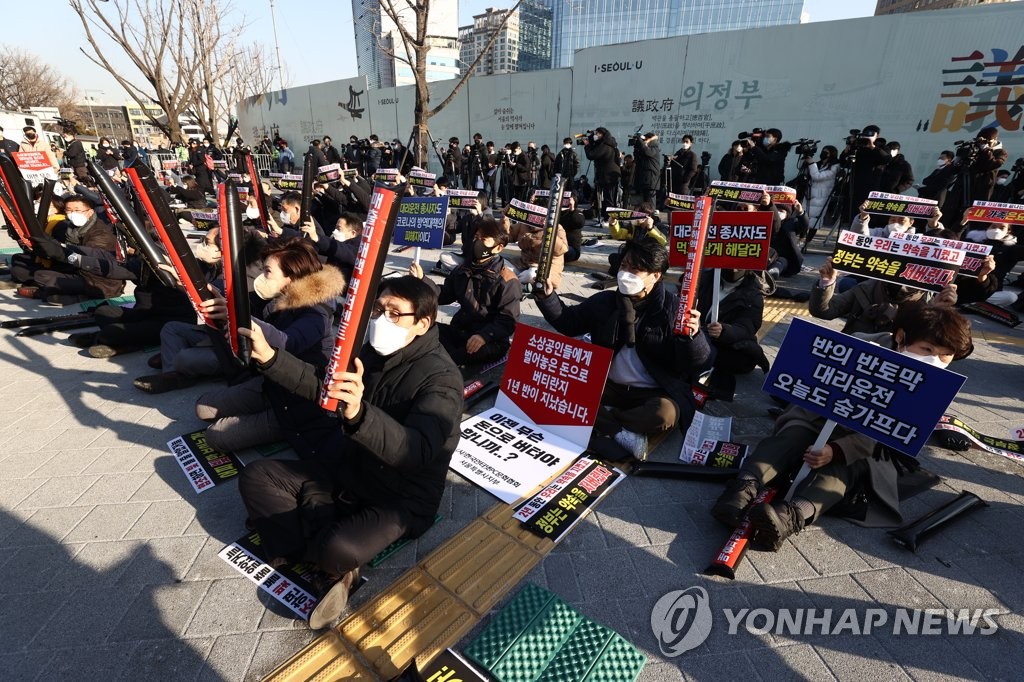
[875,0,1014,15]
[353,0,461,89]
[547,0,804,69]
[458,2,553,76]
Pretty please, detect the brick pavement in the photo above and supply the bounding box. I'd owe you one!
[0,226,1022,680]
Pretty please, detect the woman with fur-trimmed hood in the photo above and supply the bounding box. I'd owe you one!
[196,238,346,451]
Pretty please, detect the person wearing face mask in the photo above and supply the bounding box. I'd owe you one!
[749,128,792,185]
[990,170,1017,203]
[918,150,955,201]
[22,195,131,305]
[852,200,916,239]
[538,144,555,187]
[312,213,363,279]
[965,220,1024,289]
[553,137,580,190]
[273,191,326,243]
[193,239,346,449]
[632,132,661,209]
[671,134,699,196]
[534,238,709,459]
[583,127,621,219]
[696,267,773,400]
[878,141,915,195]
[800,145,839,252]
[61,129,89,180]
[712,303,973,550]
[718,140,749,183]
[410,217,520,367]
[19,126,59,172]
[510,141,532,201]
[810,253,958,335]
[236,275,462,628]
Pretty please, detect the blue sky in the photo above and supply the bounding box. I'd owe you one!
[4,0,876,104]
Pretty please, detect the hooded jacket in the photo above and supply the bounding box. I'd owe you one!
[439,253,520,343]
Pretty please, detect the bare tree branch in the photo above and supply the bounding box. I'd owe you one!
[0,45,81,115]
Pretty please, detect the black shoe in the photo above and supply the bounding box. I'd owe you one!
[748,500,805,551]
[308,568,360,629]
[707,371,737,402]
[147,353,163,369]
[132,372,197,394]
[933,430,971,452]
[710,478,760,529]
[69,332,99,348]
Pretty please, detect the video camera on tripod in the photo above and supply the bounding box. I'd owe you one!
[953,138,987,165]
[737,128,766,142]
[574,130,595,146]
[627,126,645,147]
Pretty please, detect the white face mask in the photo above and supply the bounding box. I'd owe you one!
[253,273,285,300]
[245,206,261,220]
[986,226,1007,240]
[886,223,908,235]
[937,159,948,168]
[899,348,950,369]
[997,178,1010,186]
[367,314,411,356]
[682,143,691,150]
[616,270,646,296]
[564,143,572,149]
[279,210,292,226]
[332,229,351,241]
[889,149,899,158]
[68,212,89,227]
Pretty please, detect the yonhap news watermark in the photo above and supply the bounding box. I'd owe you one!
[651,587,1001,657]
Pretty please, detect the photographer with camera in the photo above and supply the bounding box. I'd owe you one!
[841,125,890,223]
[553,137,580,188]
[945,127,1009,220]
[443,137,462,189]
[632,132,661,208]
[718,140,751,182]
[582,127,621,219]
[670,135,699,196]
[748,128,792,185]
[800,145,839,252]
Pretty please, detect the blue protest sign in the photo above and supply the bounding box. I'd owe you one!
[392,195,449,248]
[763,318,966,456]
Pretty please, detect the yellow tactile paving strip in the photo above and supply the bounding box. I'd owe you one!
[264,297,813,681]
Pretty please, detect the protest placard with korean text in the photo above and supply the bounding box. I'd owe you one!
[317,163,341,183]
[506,198,548,228]
[890,231,991,278]
[513,457,623,543]
[831,230,965,293]
[763,318,966,456]
[864,191,938,220]
[964,200,1024,226]
[670,210,773,270]
[664,193,696,211]
[447,188,479,209]
[707,180,767,203]
[11,151,57,184]
[168,430,244,494]
[392,195,448,248]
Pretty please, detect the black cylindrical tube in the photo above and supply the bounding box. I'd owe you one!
[888,490,988,552]
[220,180,251,364]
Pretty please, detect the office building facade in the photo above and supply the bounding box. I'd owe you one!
[876,0,1013,14]
[353,0,461,89]
[458,2,553,76]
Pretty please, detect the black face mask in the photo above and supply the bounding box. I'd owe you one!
[472,240,496,262]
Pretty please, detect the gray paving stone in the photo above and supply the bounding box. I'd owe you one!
[48,539,142,590]
[198,633,260,682]
[185,578,270,637]
[3,505,92,547]
[63,502,149,543]
[677,651,761,681]
[184,536,248,582]
[35,643,139,682]
[814,636,913,681]
[0,542,84,593]
[124,499,198,540]
[116,536,205,586]
[244,630,318,681]
[17,474,101,509]
[109,581,212,641]
[0,649,57,682]
[31,585,136,649]
[745,643,836,680]
[74,472,151,507]
[117,637,213,682]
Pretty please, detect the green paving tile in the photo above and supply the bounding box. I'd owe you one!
[465,583,646,682]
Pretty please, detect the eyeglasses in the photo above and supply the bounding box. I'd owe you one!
[370,303,416,324]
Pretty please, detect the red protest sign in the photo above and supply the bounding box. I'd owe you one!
[497,325,612,432]
[964,200,1024,225]
[766,185,798,205]
[670,210,772,270]
[673,196,711,336]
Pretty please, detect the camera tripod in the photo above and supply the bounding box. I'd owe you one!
[397,125,448,177]
[804,161,852,252]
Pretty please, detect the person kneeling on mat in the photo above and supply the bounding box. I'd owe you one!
[710,303,974,550]
[237,276,463,628]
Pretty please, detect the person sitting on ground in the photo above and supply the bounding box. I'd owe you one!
[534,237,710,459]
[274,191,326,242]
[236,275,463,628]
[696,268,773,400]
[6,194,65,288]
[194,239,345,451]
[504,207,569,287]
[24,195,131,305]
[770,200,807,279]
[559,194,586,263]
[410,216,520,367]
[711,303,974,550]
[809,255,958,335]
[310,213,362,280]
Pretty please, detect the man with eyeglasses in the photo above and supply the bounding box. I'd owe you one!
[237,275,463,629]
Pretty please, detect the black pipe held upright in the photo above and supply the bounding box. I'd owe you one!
[219,180,251,365]
[36,178,57,228]
[0,155,47,240]
[533,174,566,297]
[299,152,316,226]
[86,158,176,288]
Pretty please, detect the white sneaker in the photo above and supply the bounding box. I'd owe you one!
[614,429,648,460]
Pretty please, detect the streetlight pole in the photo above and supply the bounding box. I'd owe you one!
[269,0,285,91]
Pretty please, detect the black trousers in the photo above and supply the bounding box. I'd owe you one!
[94,304,189,348]
[438,323,509,367]
[33,270,105,300]
[238,458,408,576]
